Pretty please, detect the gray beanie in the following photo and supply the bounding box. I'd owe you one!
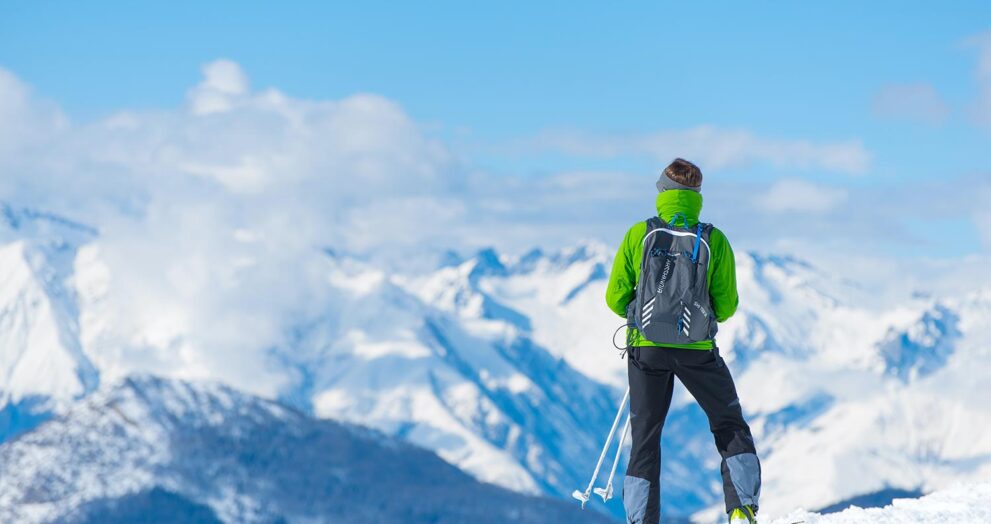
[655,171,701,193]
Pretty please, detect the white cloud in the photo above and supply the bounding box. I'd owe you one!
[757,178,848,214]
[533,125,871,174]
[0,61,462,397]
[187,59,250,115]
[873,83,950,125]
[0,59,980,398]
[0,68,68,157]
[179,159,270,194]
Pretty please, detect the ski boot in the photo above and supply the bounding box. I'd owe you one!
[729,505,756,524]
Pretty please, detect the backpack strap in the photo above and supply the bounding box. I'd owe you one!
[690,222,713,289]
[640,216,659,275]
[691,223,703,262]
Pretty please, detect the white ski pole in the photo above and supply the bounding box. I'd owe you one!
[572,386,630,509]
[594,410,631,502]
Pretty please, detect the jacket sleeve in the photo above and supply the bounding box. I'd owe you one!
[708,227,739,322]
[605,225,638,317]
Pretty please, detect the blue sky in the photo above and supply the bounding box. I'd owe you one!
[1,2,990,269]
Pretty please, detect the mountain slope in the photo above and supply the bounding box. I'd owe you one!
[732,288,991,519]
[0,210,626,517]
[3,201,990,522]
[0,375,613,524]
[0,203,98,441]
[296,251,619,501]
[445,245,991,519]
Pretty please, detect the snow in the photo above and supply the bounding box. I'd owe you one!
[308,250,623,503]
[0,241,83,401]
[3,203,991,521]
[0,375,614,524]
[0,206,98,439]
[769,482,991,523]
[426,244,991,517]
[469,242,627,387]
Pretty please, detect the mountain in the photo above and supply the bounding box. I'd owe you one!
[0,203,99,441]
[301,249,620,501]
[448,245,991,520]
[3,203,991,522]
[432,242,625,387]
[723,273,991,519]
[0,374,614,524]
[0,206,627,520]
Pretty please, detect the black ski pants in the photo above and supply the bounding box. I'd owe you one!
[623,346,760,524]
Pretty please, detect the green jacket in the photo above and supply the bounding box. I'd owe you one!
[605,190,738,349]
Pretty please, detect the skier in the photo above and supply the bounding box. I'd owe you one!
[605,158,760,524]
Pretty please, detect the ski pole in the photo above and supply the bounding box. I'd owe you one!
[572,386,630,509]
[594,410,631,502]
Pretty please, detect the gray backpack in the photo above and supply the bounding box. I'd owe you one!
[627,215,717,344]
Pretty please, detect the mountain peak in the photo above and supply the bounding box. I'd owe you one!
[516,247,545,268]
[0,202,98,242]
[467,247,508,278]
[547,240,610,267]
[745,251,816,273]
[0,240,98,441]
[508,241,610,274]
[878,303,959,382]
[438,249,465,268]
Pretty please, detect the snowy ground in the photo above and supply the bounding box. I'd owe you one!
[768,482,991,524]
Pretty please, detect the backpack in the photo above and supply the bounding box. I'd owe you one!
[626,215,717,345]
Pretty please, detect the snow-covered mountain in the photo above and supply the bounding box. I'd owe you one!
[2,203,991,522]
[0,374,613,524]
[0,203,99,441]
[722,264,991,520]
[297,249,619,500]
[0,204,626,520]
[426,244,991,520]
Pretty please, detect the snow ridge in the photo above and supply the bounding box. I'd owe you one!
[0,203,98,441]
[771,482,991,524]
[2,209,991,521]
[0,375,614,524]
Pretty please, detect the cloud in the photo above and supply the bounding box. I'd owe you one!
[4,61,455,209]
[532,126,871,174]
[0,68,68,156]
[872,83,950,125]
[755,178,848,214]
[0,59,981,399]
[187,59,251,115]
[0,60,463,397]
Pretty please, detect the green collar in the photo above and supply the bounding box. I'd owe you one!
[655,190,703,226]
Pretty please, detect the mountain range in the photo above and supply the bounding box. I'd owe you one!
[0,374,611,524]
[1,202,990,522]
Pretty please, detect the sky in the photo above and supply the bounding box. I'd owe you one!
[2,2,991,280]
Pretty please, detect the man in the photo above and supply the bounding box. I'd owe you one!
[605,158,760,524]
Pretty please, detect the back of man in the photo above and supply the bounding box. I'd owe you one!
[604,159,761,524]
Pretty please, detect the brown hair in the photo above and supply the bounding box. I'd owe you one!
[663,158,702,188]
